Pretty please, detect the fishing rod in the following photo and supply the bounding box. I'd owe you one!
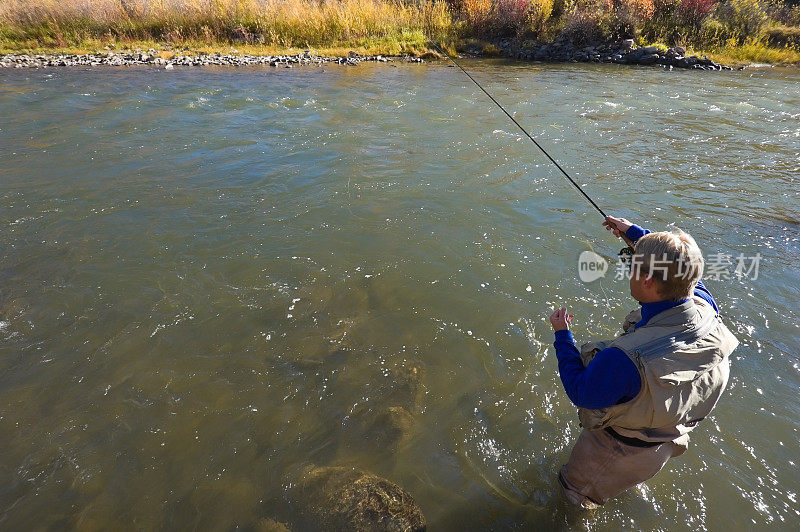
[430,42,608,219]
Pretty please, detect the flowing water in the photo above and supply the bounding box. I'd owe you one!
[1,60,798,530]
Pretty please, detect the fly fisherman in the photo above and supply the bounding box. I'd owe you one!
[549,215,739,508]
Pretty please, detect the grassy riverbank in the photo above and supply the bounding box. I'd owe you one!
[0,0,451,55]
[1,0,798,65]
[702,40,800,64]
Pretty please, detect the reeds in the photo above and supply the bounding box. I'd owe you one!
[0,0,452,50]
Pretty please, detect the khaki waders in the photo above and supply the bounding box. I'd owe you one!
[558,297,738,508]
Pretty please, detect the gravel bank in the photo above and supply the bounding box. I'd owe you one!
[0,50,424,69]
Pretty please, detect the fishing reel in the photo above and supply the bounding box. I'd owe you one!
[618,246,634,270]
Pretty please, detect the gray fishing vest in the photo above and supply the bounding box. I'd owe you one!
[578,296,739,443]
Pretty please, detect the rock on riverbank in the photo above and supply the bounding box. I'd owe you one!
[0,50,424,69]
[474,38,734,70]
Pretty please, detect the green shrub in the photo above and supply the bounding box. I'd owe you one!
[764,23,800,46]
[699,15,733,43]
[709,0,768,44]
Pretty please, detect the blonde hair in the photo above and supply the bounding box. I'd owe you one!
[633,229,704,301]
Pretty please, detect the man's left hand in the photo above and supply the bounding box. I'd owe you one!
[550,307,573,332]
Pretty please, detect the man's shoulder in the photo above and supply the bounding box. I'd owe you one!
[611,298,722,358]
[622,308,642,332]
[609,317,689,356]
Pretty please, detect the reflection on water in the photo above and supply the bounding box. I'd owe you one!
[1,62,799,530]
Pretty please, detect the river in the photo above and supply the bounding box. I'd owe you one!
[1,60,798,530]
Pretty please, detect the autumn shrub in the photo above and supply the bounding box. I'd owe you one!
[677,0,717,22]
[560,10,606,43]
[764,1,800,25]
[530,0,557,29]
[550,0,571,17]
[641,0,712,41]
[620,0,656,20]
[557,0,656,42]
[461,0,494,32]
[495,0,532,34]
[608,0,655,38]
[559,0,611,43]
[460,0,553,36]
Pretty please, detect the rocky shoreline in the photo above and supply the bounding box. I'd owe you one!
[0,39,733,70]
[0,50,423,69]
[483,38,734,70]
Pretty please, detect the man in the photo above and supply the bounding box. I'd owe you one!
[549,215,739,508]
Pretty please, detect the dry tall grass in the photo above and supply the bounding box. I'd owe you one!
[0,0,452,49]
[1,0,798,60]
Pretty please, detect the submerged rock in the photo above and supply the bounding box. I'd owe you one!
[293,466,426,531]
[348,405,415,451]
[254,518,291,532]
[189,476,261,530]
[387,363,425,411]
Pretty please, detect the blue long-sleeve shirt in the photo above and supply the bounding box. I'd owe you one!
[554,224,719,409]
